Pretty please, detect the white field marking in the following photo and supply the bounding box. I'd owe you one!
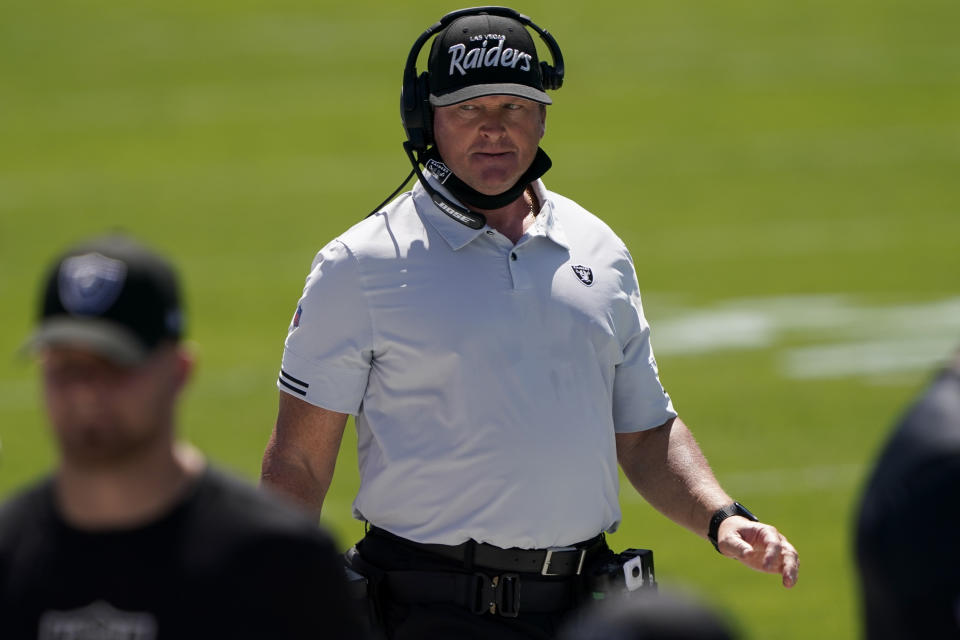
[620,463,867,502]
[649,295,960,380]
[785,337,958,379]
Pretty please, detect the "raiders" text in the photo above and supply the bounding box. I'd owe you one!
[447,40,532,76]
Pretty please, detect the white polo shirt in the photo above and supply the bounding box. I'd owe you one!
[278,175,676,549]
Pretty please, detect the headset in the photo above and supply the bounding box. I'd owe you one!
[401,6,565,152]
[369,7,564,226]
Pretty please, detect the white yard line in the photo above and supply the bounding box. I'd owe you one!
[650,294,960,380]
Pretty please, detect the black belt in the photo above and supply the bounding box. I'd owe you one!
[385,569,574,617]
[367,526,605,577]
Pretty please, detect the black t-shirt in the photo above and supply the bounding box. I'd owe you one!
[0,466,364,639]
[856,362,960,638]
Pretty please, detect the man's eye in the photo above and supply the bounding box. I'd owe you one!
[504,103,522,110]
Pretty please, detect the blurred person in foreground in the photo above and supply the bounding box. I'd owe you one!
[856,348,960,638]
[0,234,364,639]
[557,588,737,640]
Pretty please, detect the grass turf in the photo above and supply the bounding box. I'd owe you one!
[2,1,959,637]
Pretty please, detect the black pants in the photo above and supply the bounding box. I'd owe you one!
[355,529,604,640]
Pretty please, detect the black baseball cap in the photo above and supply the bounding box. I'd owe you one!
[25,234,184,365]
[428,13,551,107]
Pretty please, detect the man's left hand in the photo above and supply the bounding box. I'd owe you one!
[717,517,799,588]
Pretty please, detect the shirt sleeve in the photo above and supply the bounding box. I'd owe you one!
[611,255,677,433]
[277,239,374,415]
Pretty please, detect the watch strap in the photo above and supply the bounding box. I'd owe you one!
[708,502,759,552]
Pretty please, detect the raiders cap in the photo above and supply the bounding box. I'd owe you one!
[25,234,184,365]
[428,13,552,107]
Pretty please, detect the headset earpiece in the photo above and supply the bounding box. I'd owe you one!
[528,21,564,91]
[400,70,430,152]
[540,61,562,91]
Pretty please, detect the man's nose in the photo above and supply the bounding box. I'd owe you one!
[50,377,109,426]
[477,111,508,136]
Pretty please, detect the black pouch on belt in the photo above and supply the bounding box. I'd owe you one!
[584,548,657,599]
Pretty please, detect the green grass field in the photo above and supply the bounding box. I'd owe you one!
[2,1,958,637]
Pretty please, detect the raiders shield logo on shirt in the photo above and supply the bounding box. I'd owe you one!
[571,265,594,286]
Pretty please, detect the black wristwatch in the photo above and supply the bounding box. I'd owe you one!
[707,502,759,552]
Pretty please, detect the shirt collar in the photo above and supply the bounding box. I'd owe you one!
[412,176,486,251]
[414,173,570,252]
[525,179,570,250]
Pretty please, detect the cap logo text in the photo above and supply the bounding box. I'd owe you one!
[448,36,532,76]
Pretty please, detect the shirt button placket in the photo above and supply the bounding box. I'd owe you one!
[509,249,531,290]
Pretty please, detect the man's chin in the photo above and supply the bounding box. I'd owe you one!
[468,176,519,197]
[57,429,153,468]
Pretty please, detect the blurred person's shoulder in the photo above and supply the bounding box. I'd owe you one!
[185,465,335,547]
[873,358,960,481]
[0,476,56,548]
[181,465,358,632]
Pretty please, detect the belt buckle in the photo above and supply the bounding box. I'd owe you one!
[541,546,587,576]
[496,573,520,618]
[470,573,521,618]
[469,573,496,615]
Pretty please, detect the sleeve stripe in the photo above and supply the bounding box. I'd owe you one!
[278,376,307,396]
[280,369,310,388]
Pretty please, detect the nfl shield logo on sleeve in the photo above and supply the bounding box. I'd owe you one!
[571,265,594,286]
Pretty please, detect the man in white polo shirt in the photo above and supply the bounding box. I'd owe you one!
[261,7,798,638]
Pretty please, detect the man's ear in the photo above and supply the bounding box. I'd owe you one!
[172,342,196,392]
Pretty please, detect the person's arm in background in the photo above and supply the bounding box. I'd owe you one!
[616,416,799,588]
